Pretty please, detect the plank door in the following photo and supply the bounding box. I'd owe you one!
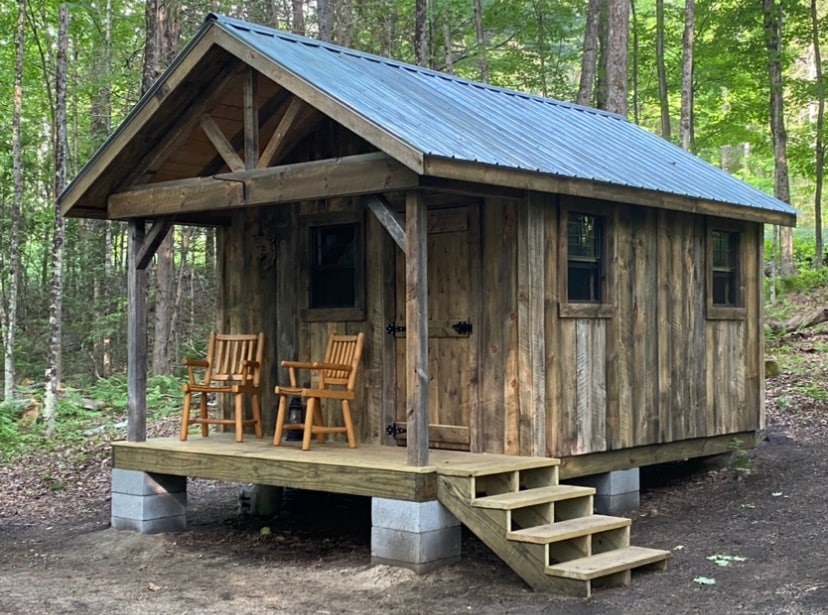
[393,206,479,450]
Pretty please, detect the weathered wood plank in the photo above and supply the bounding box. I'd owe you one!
[559,431,758,479]
[543,196,561,456]
[466,202,483,453]
[405,190,429,466]
[108,153,419,219]
[243,68,259,170]
[127,220,147,443]
[517,193,547,456]
[136,219,174,271]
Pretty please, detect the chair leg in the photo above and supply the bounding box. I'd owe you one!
[180,391,192,441]
[252,392,263,438]
[342,400,357,448]
[274,394,287,446]
[313,399,326,444]
[301,397,316,451]
[234,393,244,443]
[200,393,209,437]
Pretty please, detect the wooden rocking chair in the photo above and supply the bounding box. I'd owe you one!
[179,332,264,443]
[273,333,365,450]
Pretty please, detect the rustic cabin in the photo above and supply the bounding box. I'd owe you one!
[59,14,797,596]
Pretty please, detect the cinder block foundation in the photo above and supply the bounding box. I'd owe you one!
[578,468,640,515]
[371,498,461,573]
[110,469,187,533]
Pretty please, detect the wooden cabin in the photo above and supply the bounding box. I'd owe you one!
[60,14,798,594]
[60,14,796,478]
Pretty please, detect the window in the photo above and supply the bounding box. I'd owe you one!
[711,230,740,306]
[558,203,615,318]
[567,213,604,302]
[706,222,746,320]
[310,224,358,309]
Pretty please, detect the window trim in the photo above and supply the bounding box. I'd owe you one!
[300,212,366,322]
[706,219,746,321]
[558,202,616,319]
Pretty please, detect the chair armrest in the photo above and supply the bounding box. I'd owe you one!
[239,360,260,384]
[183,359,209,368]
[183,358,210,385]
[280,360,315,369]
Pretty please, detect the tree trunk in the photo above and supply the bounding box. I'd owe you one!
[577,0,602,106]
[5,0,26,402]
[679,0,695,151]
[149,0,181,377]
[595,0,609,109]
[291,0,305,35]
[606,0,629,116]
[655,0,670,138]
[811,0,824,269]
[415,0,429,67]
[763,0,794,276]
[318,0,332,42]
[472,0,489,83]
[44,3,70,436]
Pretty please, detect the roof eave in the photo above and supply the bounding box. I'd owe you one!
[422,156,797,227]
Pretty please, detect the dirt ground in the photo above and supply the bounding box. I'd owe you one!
[2,336,828,614]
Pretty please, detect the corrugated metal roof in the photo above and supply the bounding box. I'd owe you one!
[213,14,794,218]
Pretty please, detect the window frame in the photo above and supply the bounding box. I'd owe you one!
[300,212,365,322]
[706,219,746,320]
[558,202,616,319]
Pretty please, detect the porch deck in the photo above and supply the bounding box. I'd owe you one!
[111,435,559,502]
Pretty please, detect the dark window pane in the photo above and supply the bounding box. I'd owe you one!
[711,230,740,307]
[567,213,603,303]
[310,224,357,308]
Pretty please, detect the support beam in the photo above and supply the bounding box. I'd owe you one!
[366,195,406,252]
[243,68,259,170]
[127,220,148,442]
[109,153,419,219]
[200,114,245,172]
[405,191,428,467]
[257,96,306,169]
[137,219,174,270]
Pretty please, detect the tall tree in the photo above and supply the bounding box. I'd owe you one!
[415,0,429,66]
[291,0,305,35]
[764,0,794,276]
[472,0,489,83]
[148,1,181,377]
[4,0,26,402]
[810,0,824,268]
[655,0,670,137]
[607,0,630,115]
[577,0,602,106]
[43,3,70,436]
[318,0,332,42]
[679,0,695,151]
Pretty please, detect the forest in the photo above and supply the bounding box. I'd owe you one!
[0,0,826,436]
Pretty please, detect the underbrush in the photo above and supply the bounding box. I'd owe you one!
[0,375,183,462]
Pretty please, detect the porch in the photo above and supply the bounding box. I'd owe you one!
[111,435,670,596]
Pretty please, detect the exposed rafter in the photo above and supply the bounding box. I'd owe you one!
[200,114,245,172]
[258,96,306,168]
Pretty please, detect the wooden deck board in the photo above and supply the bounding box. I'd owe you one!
[112,435,561,502]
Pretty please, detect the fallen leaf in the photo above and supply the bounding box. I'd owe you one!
[148,582,160,592]
[693,577,716,585]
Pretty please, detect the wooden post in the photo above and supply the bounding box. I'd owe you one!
[127,219,148,442]
[244,67,259,170]
[405,191,428,466]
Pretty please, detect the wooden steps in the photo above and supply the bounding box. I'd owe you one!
[546,546,669,580]
[435,457,669,597]
[508,514,630,544]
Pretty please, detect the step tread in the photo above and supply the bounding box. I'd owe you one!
[508,514,631,544]
[436,457,560,478]
[472,485,595,509]
[546,546,671,580]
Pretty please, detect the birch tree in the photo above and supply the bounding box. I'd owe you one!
[810,0,824,268]
[4,0,26,402]
[679,0,694,151]
[43,3,70,436]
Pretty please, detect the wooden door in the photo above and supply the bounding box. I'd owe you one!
[392,206,479,450]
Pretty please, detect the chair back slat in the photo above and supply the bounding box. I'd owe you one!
[319,334,365,389]
[209,333,264,384]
